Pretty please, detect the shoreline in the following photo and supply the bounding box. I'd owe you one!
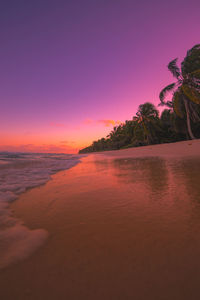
[89,139,200,159]
[0,155,82,270]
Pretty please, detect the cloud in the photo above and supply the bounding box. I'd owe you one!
[97,120,121,127]
[83,119,121,127]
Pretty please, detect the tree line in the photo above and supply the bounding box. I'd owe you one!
[79,45,200,154]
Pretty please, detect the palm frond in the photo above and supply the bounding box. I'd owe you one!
[190,69,200,79]
[159,83,176,102]
[181,84,200,104]
[168,58,181,79]
[186,44,200,57]
[165,101,173,108]
[158,100,173,108]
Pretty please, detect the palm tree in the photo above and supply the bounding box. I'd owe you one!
[133,102,159,145]
[159,44,200,139]
[160,109,188,141]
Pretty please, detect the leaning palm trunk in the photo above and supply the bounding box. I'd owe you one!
[183,97,195,140]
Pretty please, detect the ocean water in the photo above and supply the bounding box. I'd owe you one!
[0,152,80,269]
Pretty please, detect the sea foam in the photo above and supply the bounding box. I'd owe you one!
[0,152,80,268]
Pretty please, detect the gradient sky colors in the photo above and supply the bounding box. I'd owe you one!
[1,0,200,153]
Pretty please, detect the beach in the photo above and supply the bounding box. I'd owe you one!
[1,140,200,299]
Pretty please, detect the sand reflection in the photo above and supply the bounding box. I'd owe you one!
[110,157,169,194]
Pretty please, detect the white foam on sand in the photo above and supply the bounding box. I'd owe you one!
[0,152,80,269]
[0,224,48,269]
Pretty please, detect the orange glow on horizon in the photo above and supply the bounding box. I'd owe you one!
[0,118,125,153]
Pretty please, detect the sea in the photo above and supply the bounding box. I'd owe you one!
[0,152,80,269]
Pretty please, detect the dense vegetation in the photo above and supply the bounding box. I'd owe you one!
[79,45,200,154]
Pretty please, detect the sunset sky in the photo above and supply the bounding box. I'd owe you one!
[1,0,200,153]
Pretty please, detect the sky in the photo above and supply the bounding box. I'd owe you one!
[1,0,200,153]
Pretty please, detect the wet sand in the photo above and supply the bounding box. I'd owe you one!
[1,140,200,299]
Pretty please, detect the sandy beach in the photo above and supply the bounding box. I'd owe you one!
[97,139,200,158]
[1,140,200,300]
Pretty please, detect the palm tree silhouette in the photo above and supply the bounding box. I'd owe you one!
[133,102,159,145]
[159,44,200,139]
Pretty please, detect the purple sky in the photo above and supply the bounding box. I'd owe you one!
[1,0,200,152]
